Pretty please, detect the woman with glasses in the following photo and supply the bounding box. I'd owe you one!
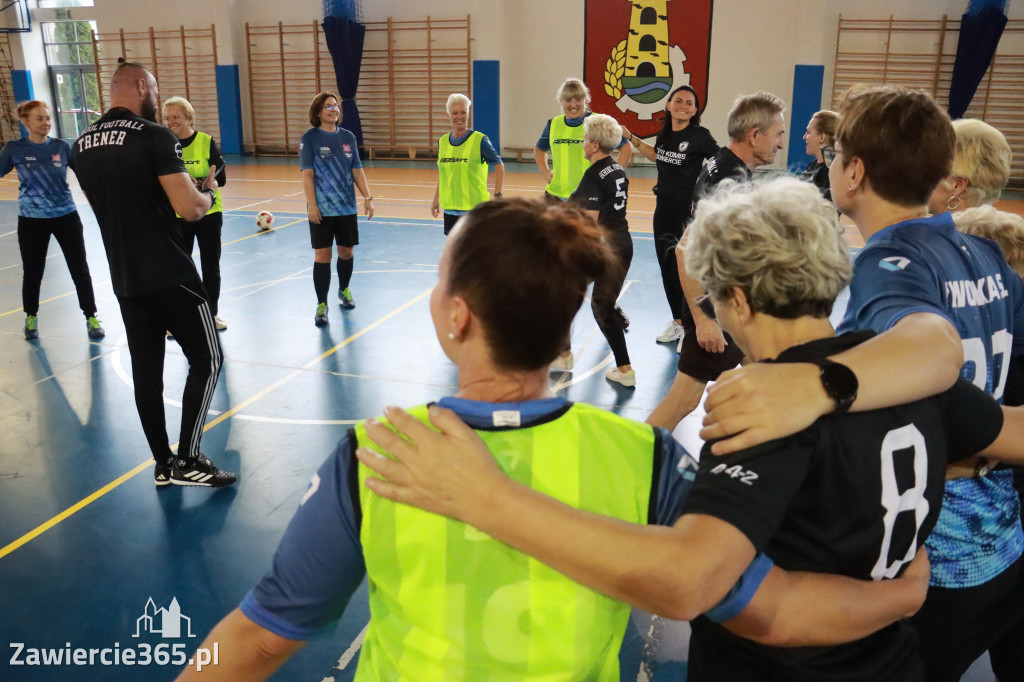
[299,92,374,326]
[163,96,228,331]
[621,85,719,345]
[800,110,837,201]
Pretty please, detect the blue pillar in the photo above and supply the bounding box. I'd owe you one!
[216,65,244,155]
[473,60,500,154]
[12,69,33,138]
[788,64,824,172]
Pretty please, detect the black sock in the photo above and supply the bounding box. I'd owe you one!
[313,261,331,303]
[337,256,354,290]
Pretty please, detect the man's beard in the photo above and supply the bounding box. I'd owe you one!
[140,94,158,122]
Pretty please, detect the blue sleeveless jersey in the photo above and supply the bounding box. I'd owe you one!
[839,213,1024,587]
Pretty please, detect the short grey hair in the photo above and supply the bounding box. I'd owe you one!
[726,91,786,142]
[684,177,851,319]
[162,96,195,125]
[446,93,471,112]
[583,113,621,154]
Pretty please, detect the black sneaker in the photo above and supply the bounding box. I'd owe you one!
[170,454,237,487]
[615,306,630,330]
[154,460,172,487]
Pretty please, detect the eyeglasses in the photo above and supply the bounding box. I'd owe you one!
[323,105,340,111]
[695,294,716,320]
[821,146,839,168]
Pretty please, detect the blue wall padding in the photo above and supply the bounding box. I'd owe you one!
[215,65,244,155]
[473,60,500,155]
[789,64,825,172]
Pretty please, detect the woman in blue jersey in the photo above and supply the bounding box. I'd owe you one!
[621,85,718,344]
[163,96,228,331]
[179,199,924,681]
[1,100,103,340]
[431,93,504,235]
[300,91,373,326]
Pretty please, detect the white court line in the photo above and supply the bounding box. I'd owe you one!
[336,623,369,670]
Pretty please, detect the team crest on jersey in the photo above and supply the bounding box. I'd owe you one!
[51,153,62,167]
[584,0,713,136]
[879,256,911,271]
[678,141,689,153]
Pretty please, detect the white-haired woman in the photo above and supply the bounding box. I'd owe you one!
[432,93,504,235]
[163,96,228,330]
[928,118,1012,215]
[553,113,635,386]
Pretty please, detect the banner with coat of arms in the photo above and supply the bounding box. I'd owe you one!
[583,0,713,138]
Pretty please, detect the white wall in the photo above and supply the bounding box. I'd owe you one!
[10,0,1024,165]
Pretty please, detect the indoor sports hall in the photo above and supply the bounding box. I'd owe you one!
[2,1,1024,680]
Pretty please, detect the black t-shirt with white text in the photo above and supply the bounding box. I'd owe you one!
[71,107,198,297]
[692,146,752,216]
[569,155,629,235]
[684,330,1004,682]
[653,125,718,205]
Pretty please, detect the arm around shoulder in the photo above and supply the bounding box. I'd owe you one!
[175,608,305,681]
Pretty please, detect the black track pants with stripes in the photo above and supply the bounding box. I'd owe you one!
[117,280,223,463]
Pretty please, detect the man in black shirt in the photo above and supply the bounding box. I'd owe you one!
[71,61,235,488]
[648,91,787,432]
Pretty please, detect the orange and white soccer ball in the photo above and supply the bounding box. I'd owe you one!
[256,211,274,231]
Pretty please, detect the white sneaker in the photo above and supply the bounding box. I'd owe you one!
[656,320,683,343]
[550,352,574,372]
[214,316,227,331]
[606,367,636,387]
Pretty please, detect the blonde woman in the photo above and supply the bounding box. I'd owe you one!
[164,96,227,330]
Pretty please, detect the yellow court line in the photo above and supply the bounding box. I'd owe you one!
[0,287,433,561]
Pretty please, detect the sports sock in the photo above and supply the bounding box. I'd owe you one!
[313,261,331,303]
[337,256,354,290]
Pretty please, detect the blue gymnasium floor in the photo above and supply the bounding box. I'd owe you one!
[0,190,708,681]
[0,167,996,681]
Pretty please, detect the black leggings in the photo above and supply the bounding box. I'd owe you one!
[17,211,98,317]
[651,195,690,321]
[177,212,223,315]
[592,230,633,367]
[911,553,1024,682]
[117,280,222,464]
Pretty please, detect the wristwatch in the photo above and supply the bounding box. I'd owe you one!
[202,187,216,203]
[494,192,503,198]
[810,358,858,416]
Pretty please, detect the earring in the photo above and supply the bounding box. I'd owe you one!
[447,332,455,340]
[947,194,962,211]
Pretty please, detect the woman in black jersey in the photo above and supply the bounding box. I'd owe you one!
[564,114,635,386]
[799,110,836,201]
[622,85,718,345]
